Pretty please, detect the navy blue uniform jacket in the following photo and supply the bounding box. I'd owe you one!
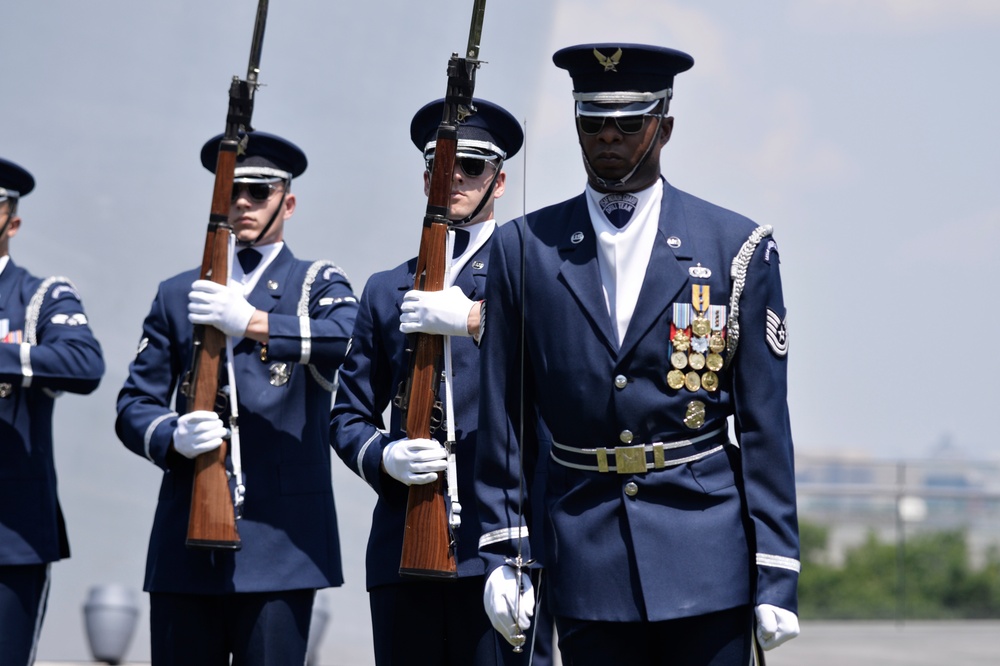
[116,245,357,594]
[0,261,104,565]
[330,241,490,590]
[476,181,800,622]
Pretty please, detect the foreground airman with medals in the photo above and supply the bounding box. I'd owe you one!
[475,43,800,665]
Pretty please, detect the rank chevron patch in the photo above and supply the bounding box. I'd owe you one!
[765,308,788,357]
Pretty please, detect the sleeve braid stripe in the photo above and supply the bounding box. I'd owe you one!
[478,525,530,549]
[756,553,801,573]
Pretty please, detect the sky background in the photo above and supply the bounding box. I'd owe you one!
[3,0,999,663]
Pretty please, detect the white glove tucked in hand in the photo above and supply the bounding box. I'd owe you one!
[755,604,800,650]
[484,565,534,647]
[173,410,227,459]
[188,279,256,338]
[399,286,475,337]
[381,438,448,485]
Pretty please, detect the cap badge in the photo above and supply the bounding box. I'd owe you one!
[593,48,622,72]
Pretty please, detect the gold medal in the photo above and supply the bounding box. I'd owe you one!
[684,400,706,429]
[667,370,685,390]
[684,371,701,392]
[688,352,706,371]
[672,329,691,352]
[709,332,725,353]
[691,317,711,338]
[702,371,719,392]
[671,351,688,370]
[706,353,723,372]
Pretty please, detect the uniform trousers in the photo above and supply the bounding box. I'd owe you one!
[369,576,526,666]
[556,605,753,666]
[0,563,50,666]
[149,589,314,666]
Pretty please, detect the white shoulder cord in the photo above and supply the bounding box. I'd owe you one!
[225,234,246,518]
[442,229,461,530]
[726,224,773,368]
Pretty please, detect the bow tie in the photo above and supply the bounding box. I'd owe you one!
[237,248,262,274]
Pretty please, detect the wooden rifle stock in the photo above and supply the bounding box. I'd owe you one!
[185,0,269,549]
[186,142,241,550]
[399,137,459,578]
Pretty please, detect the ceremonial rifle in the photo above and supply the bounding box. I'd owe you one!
[183,0,269,549]
[398,0,488,578]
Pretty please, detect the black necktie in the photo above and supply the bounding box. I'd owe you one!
[237,248,262,274]
[452,229,470,258]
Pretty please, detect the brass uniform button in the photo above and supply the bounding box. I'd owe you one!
[624,482,639,497]
[619,430,634,444]
[614,375,628,389]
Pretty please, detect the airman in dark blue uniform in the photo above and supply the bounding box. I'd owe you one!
[115,133,358,666]
[0,157,105,664]
[330,99,550,665]
[476,44,801,665]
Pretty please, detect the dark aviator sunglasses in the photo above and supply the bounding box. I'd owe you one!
[425,156,497,179]
[231,182,281,203]
[577,113,657,136]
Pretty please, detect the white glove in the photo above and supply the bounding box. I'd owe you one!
[173,410,227,459]
[381,438,448,485]
[484,565,534,646]
[399,286,475,337]
[755,604,800,650]
[188,279,256,338]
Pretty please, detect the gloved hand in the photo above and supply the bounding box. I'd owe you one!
[484,565,534,647]
[755,604,800,650]
[188,279,256,338]
[173,410,228,459]
[381,438,448,485]
[399,286,475,337]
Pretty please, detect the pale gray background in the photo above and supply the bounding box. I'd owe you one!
[3,1,998,663]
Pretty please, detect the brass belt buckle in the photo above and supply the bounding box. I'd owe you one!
[615,444,647,474]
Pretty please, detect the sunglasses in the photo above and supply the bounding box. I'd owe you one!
[577,113,657,136]
[425,156,498,178]
[231,182,281,203]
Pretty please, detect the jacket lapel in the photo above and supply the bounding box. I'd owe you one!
[556,196,618,354]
